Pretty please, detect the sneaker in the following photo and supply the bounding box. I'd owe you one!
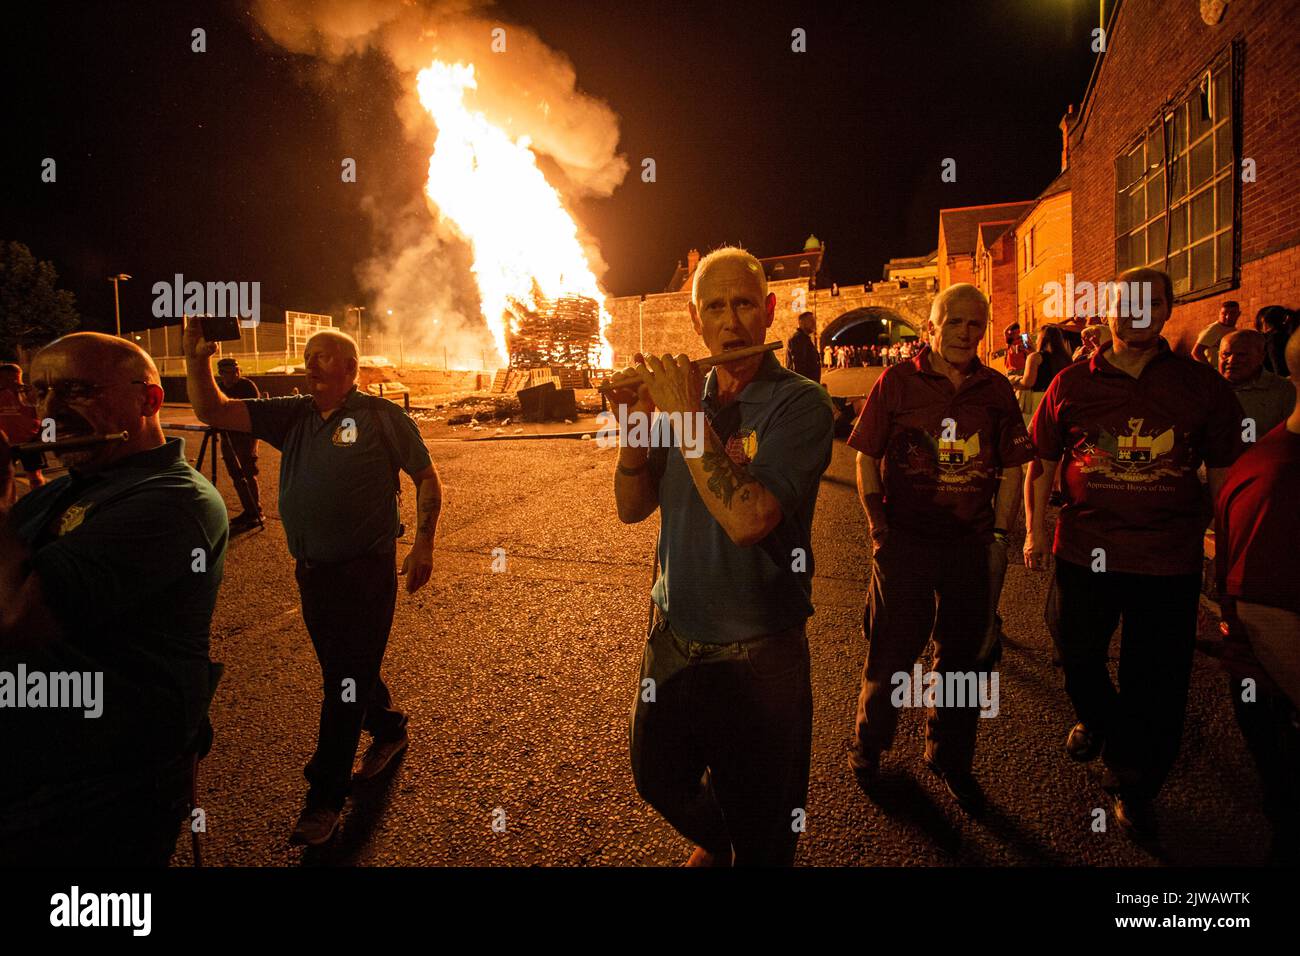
[353,730,409,782]
[289,805,340,847]
[1066,722,1105,762]
[925,759,987,815]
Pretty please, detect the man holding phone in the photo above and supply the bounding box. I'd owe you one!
[184,317,442,847]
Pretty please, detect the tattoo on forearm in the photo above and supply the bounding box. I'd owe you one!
[700,451,758,508]
[416,482,442,537]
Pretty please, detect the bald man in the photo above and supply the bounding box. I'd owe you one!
[0,332,227,866]
[186,319,441,847]
[1219,329,1295,439]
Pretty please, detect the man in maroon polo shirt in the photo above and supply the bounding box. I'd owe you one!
[847,284,1032,813]
[1025,267,1245,845]
[1216,323,1300,864]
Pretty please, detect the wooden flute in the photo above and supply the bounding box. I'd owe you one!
[596,341,783,393]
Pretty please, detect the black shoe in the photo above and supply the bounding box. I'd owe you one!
[926,759,987,815]
[289,805,340,847]
[847,748,880,791]
[1114,796,1159,848]
[354,730,409,782]
[1066,722,1104,762]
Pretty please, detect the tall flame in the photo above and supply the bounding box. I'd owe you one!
[416,61,611,367]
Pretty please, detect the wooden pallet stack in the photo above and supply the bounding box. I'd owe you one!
[505,293,601,370]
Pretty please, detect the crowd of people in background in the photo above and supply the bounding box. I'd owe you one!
[823,339,923,370]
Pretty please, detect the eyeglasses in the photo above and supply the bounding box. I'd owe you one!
[29,380,148,404]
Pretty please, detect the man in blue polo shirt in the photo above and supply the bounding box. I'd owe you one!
[611,246,834,866]
[185,321,441,847]
[0,333,226,866]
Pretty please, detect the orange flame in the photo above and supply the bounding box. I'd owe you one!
[416,61,611,367]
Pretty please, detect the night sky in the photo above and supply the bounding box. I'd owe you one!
[5,0,1100,334]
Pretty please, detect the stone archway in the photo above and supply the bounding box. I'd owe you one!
[820,306,917,344]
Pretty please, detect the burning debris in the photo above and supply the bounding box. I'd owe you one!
[506,293,602,370]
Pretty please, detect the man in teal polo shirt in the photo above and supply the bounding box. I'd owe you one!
[611,246,834,866]
[185,321,442,847]
[0,333,226,866]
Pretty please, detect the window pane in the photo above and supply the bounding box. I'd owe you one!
[1216,175,1233,230]
[1116,189,1131,234]
[1147,171,1166,215]
[1215,123,1232,171]
[1169,251,1189,295]
[1190,136,1214,189]
[1190,238,1214,290]
[1213,69,1230,123]
[1170,105,1187,155]
[1116,236,1131,273]
[1130,186,1146,227]
[1144,129,1161,173]
[1170,202,1189,251]
[1217,231,1232,281]
[1171,156,1188,200]
[1190,81,1214,140]
[1191,188,1214,240]
[1146,216,1166,264]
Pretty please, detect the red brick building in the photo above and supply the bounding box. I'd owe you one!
[1068,0,1299,351]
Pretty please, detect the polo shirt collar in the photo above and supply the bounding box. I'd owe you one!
[1233,370,1275,392]
[68,436,183,480]
[703,349,783,406]
[311,385,362,417]
[1090,337,1172,375]
[913,344,991,383]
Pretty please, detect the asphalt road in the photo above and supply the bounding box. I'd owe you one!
[170,417,1271,867]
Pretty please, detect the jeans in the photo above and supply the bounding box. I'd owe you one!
[852,536,991,773]
[295,546,407,810]
[1054,557,1201,800]
[629,616,812,866]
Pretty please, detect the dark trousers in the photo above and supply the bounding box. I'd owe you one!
[295,547,406,810]
[629,618,812,866]
[220,431,261,516]
[852,536,991,773]
[0,759,190,867]
[1054,557,1200,800]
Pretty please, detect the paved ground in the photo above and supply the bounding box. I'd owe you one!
[153,409,1270,867]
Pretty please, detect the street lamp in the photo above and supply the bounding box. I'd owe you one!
[107,273,131,337]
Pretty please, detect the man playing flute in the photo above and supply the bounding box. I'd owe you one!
[610,246,834,866]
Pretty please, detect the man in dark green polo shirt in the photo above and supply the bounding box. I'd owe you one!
[185,320,441,847]
[0,333,226,866]
[611,246,834,866]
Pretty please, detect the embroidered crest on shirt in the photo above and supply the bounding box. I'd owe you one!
[900,428,990,485]
[726,427,758,466]
[1084,417,1181,482]
[58,503,89,536]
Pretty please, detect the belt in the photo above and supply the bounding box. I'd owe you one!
[651,607,803,659]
